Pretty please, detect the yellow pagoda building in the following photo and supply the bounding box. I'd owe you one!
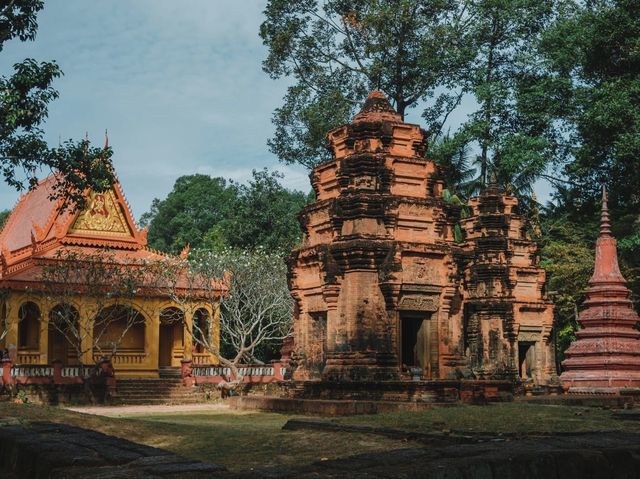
[0,174,224,378]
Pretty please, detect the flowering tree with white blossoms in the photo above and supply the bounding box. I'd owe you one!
[151,247,293,384]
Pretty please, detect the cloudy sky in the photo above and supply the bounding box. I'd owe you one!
[0,1,551,219]
[0,0,306,218]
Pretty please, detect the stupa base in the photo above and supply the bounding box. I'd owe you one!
[560,370,640,392]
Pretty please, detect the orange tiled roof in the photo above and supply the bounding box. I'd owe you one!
[0,174,226,296]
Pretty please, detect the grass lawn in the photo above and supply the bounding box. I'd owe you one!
[333,402,640,435]
[0,401,638,471]
[0,402,399,471]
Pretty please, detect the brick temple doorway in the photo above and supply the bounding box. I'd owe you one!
[518,341,536,380]
[399,312,432,377]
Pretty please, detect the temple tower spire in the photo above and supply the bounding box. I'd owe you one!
[560,187,640,392]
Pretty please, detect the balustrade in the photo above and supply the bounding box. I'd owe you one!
[16,351,42,365]
[192,354,212,365]
[94,352,146,365]
[189,363,286,384]
[61,366,92,378]
[11,365,53,378]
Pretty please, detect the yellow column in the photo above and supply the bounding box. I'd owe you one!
[38,300,50,364]
[79,304,95,365]
[145,300,160,375]
[183,310,193,361]
[5,296,20,354]
[211,302,221,365]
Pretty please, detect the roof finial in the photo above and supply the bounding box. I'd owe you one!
[352,90,401,123]
[104,129,109,149]
[600,185,612,236]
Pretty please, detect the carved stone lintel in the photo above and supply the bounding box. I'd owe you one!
[398,295,439,312]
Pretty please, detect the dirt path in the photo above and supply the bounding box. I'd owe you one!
[67,403,231,417]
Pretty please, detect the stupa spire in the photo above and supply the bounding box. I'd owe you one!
[599,186,612,236]
[590,185,624,285]
[560,186,640,392]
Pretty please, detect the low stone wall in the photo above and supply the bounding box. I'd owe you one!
[284,379,514,404]
[3,382,113,406]
[0,421,225,478]
[229,396,439,415]
[270,435,640,479]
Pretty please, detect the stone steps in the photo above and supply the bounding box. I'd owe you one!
[114,378,204,405]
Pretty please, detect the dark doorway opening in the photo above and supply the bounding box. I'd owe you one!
[309,312,327,365]
[518,341,536,379]
[400,314,426,368]
[159,323,174,368]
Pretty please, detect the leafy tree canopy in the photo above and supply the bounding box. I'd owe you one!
[260,0,563,200]
[1,0,114,207]
[140,174,239,254]
[219,169,310,254]
[142,170,309,255]
[539,0,640,214]
[260,0,471,168]
[0,209,9,228]
[538,0,640,336]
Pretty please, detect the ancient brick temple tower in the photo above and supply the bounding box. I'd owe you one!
[560,188,640,391]
[287,91,554,384]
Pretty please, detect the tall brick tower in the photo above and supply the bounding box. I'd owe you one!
[561,188,640,391]
[287,91,554,384]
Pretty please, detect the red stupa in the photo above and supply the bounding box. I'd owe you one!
[561,187,640,392]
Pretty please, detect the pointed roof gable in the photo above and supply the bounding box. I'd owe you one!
[60,181,147,250]
[0,176,146,255]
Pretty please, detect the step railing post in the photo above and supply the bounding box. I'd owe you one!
[2,359,12,386]
[52,360,62,384]
[181,359,195,387]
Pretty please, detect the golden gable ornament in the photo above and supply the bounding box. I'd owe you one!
[70,190,131,237]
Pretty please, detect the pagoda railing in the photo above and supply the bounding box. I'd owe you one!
[182,360,287,385]
[2,360,113,386]
[95,352,146,366]
[17,351,41,365]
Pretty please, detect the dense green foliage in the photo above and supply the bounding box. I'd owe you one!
[260,0,470,168]
[541,0,640,211]
[218,169,311,253]
[260,0,640,363]
[261,0,564,199]
[140,174,239,253]
[0,209,9,228]
[0,0,114,207]
[141,169,309,255]
[535,0,640,359]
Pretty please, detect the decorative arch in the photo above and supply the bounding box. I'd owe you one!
[48,303,80,365]
[18,301,41,350]
[93,305,146,355]
[159,307,185,368]
[192,308,211,354]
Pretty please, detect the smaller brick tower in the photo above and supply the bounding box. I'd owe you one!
[561,188,640,391]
